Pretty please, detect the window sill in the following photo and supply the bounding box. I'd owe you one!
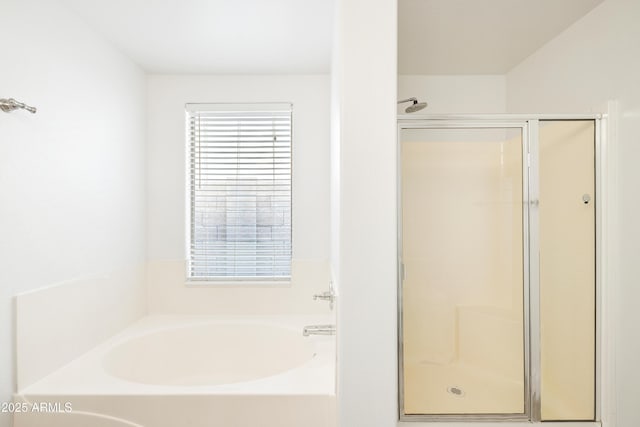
[185,279,292,288]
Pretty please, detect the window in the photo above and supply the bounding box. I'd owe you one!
[186,103,292,281]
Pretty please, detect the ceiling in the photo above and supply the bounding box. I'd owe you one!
[60,0,335,74]
[398,0,604,74]
[61,0,604,75]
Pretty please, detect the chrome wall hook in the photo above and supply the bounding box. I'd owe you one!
[0,98,37,114]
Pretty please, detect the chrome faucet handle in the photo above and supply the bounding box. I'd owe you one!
[313,291,335,310]
[313,291,332,300]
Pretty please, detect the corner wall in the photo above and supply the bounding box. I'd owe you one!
[506,0,640,425]
[0,1,147,425]
[332,0,398,426]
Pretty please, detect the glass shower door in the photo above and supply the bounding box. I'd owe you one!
[400,126,526,417]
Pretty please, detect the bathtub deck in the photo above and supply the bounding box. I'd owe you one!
[14,315,336,427]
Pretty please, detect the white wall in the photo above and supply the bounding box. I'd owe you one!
[0,0,147,425]
[506,0,639,425]
[331,37,506,427]
[398,75,506,114]
[332,0,398,426]
[146,75,331,314]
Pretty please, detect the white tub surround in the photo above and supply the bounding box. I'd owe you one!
[15,265,146,391]
[147,259,332,315]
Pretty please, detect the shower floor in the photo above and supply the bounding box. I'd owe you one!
[403,360,524,415]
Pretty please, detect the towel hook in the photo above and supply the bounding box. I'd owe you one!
[0,98,37,114]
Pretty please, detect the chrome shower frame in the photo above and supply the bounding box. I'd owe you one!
[396,113,605,424]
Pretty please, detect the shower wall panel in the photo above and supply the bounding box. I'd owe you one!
[539,120,595,420]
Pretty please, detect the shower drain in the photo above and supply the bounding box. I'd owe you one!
[446,386,465,397]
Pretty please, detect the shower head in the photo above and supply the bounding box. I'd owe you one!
[405,100,427,113]
[397,97,427,113]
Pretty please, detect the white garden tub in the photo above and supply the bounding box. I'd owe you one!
[14,315,336,427]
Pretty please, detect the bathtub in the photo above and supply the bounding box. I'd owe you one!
[14,315,336,427]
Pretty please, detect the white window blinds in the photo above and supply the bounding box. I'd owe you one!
[187,103,292,280]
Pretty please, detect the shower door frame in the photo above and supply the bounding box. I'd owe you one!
[396,114,604,423]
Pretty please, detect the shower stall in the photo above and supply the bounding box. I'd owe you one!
[397,115,602,422]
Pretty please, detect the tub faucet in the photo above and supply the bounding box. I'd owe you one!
[302,324,336,337]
